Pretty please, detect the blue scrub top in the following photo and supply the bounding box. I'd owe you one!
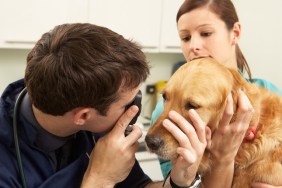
[0,79,152,187]
[151,77,282,178]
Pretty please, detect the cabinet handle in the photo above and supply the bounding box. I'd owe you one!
[142,46,158,49]
[164,46,180,49]
[5,40,36,44]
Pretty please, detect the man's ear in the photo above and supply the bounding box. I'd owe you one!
[73,108,91,126]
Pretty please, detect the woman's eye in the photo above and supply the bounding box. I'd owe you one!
[181,36,191,42]
[185,102,199,110]
[201,32,212,37]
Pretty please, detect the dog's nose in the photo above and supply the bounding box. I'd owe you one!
[145,135,164,151]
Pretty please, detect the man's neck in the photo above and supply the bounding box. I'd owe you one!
[32,105,78,137]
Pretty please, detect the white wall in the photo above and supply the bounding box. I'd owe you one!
[233,0,282,89]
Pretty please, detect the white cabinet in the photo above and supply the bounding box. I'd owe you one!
[88,0,163,52]
[88,0,183,53]
[0,0,88,49]
[159,0,184,53]
[0,0,184,53]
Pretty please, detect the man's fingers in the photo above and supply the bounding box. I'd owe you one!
[113,105,139,134]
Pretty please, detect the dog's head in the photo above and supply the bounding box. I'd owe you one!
[145,57,257,162]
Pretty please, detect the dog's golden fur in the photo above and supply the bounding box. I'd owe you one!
[145,57,282,187]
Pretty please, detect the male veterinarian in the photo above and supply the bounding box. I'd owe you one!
[0,23,218,188]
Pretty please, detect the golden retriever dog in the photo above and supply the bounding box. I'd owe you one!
[145,57,282,187]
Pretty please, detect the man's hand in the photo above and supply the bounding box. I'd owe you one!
[81,105,142,187]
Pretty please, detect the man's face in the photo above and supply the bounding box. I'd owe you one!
[85,87,141,133]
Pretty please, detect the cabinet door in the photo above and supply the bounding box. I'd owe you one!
[159,0,184,53]
[0,0,88,49]
[88,0,162,52]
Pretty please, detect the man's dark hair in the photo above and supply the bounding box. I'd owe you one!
[25,23,149,116]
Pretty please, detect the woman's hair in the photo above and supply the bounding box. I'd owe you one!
[25,23,149,116]
[176,0,252,79]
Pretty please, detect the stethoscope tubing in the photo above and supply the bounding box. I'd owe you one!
[13,87,27,188]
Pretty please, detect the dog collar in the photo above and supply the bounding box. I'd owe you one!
[244,112,260,142]
[244,127,257,142]
[244,118,259,142]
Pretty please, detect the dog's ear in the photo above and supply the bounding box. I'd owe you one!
[228,68,248,122]
[228,67,261,127]
[205,126,212,149]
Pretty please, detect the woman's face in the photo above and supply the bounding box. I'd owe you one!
[177,7,240,68]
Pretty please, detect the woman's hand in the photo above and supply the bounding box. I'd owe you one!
[81,105,142,187]
[162,109,210,187]
[203,90,254,188]
[208,90,254,164]
[209,91,254,164]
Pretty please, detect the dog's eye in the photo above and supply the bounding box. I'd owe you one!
[162,93,167,101]
[185,102,199,110]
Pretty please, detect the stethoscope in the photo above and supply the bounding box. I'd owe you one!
[13,87,27,188]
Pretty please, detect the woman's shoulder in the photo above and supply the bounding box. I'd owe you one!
[247,78,282,96]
